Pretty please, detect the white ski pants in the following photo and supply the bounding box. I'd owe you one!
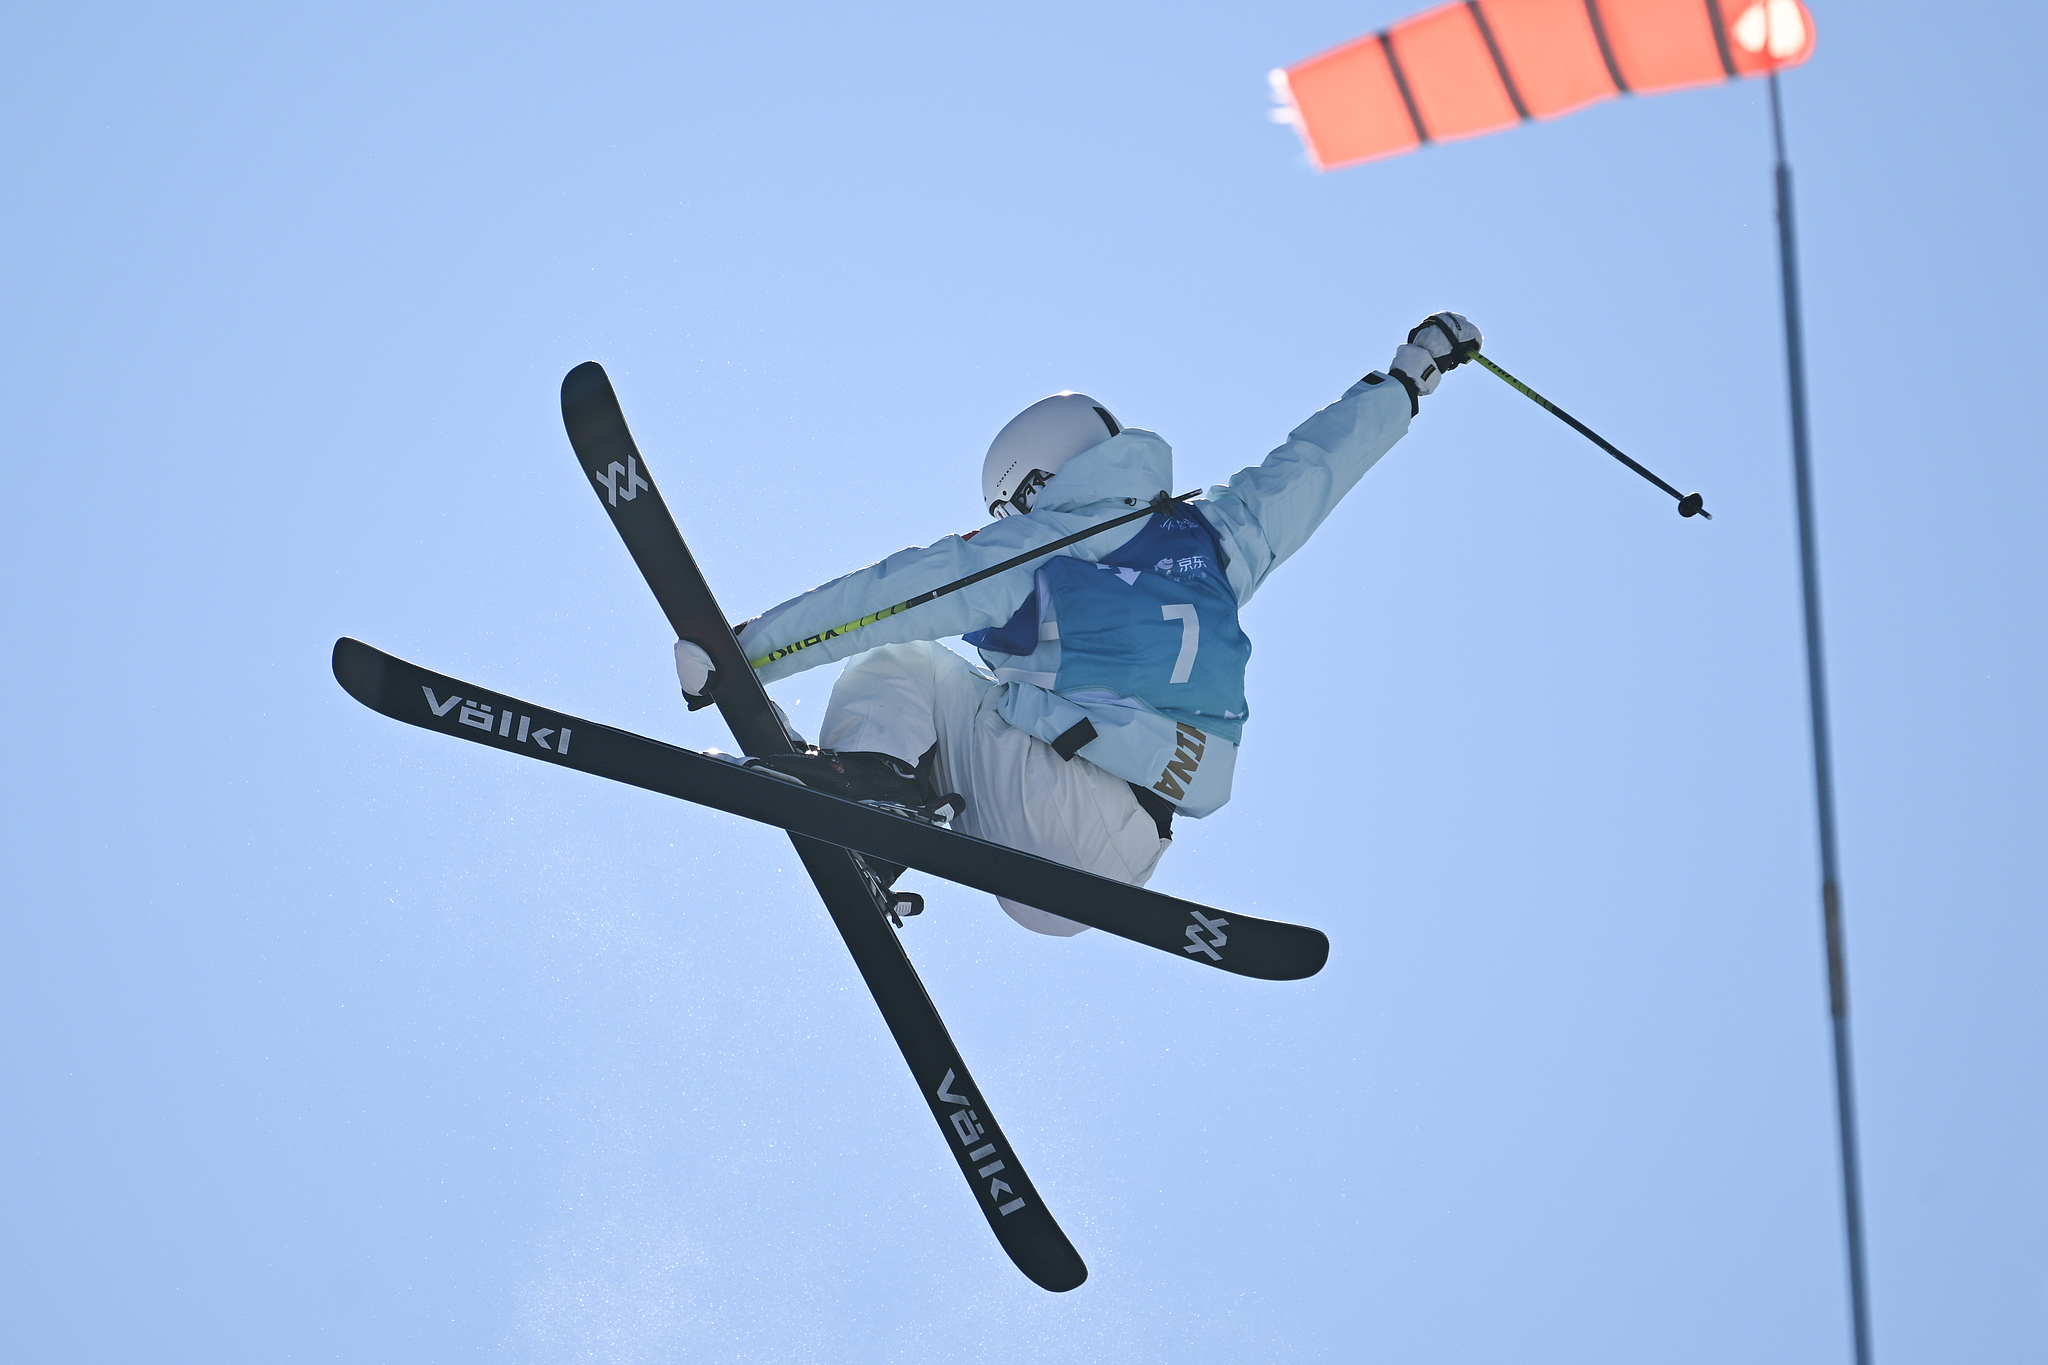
[817,641,1171,936]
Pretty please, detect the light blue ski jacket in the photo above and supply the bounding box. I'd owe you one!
[736,375,1414,816]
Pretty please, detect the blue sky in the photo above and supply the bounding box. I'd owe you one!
[3,2,2042,1360]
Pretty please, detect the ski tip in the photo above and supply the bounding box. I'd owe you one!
[330,636,385,708]
[1019,1241,1089,1293]
[561,362,629,451]
[1035,1263,1088,1294]
[1240,926,1330,981]
[1303,928,1330,977]
[560,360,613,407]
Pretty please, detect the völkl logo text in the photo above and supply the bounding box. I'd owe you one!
[423,688,572,754]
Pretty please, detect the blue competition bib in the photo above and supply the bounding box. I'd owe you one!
[966,504,1251,743]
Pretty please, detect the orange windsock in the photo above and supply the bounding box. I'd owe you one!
[1275,0,1816,170]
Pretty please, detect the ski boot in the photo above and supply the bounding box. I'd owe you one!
[745,747,965,927]
[747,748,964,823]
[748,748,924,804]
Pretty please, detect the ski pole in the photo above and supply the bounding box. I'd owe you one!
[1472,353,1710,519]
[745,489,1202,670]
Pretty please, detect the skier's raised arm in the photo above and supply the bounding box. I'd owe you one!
[1201,311,1482,606]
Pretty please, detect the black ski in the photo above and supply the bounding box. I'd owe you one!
[333,638,1325,980]
[557,361,1088,1291]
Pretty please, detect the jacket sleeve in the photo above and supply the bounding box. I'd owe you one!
[1200,376,1413,606]
[736,510,1129,684]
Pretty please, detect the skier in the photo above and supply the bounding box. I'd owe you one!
[674,313,1483,935]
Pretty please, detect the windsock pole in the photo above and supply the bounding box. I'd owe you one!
[1770,69,1873,1365]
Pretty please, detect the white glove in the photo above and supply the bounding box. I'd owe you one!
[1385,311,1483,408]
[1386,342,1446,399]
[1409,311,1483,367]
[675,639,717,700]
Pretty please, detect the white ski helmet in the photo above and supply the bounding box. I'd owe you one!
[980,392,1122,519]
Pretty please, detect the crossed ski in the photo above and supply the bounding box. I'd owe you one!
[331,361,1332,1290]
[333,637,1322,980]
